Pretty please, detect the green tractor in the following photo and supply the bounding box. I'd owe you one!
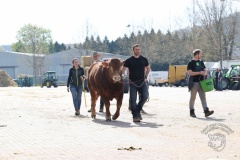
[211,65,240,90]
[224,65,240,90]
[41,71,58,88]
[210,68,229,90]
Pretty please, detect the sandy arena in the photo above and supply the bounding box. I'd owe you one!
[0,86,239,160]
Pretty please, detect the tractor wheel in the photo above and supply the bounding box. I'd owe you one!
[46,81,52,88]
[221,78,229,90]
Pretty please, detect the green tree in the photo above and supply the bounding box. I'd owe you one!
[48,40,55,53]
[102,36,110,53]
[60,43,66,51]
[11,24,52,54]
[11,24,52,84]
[11,40,25,52]
[54,41,61,52]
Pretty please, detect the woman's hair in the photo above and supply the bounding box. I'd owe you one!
[72,58,78,64]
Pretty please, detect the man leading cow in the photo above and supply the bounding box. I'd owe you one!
[123,44,150,122]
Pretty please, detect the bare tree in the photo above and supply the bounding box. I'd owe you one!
[193,0,240,63]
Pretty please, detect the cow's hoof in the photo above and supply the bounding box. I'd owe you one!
[106,118,111,121]
[112,114,119,120]
[91,114,96,118]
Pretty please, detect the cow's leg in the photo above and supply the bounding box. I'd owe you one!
[102,98,111,121]
[112,93,123,120]
[90,90,98,118]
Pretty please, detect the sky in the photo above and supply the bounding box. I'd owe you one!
[1,0,234,45]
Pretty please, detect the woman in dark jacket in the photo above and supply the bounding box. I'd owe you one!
[67,58,84,115]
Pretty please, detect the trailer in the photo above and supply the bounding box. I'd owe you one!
[168,65,187,87]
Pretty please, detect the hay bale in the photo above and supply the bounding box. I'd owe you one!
[81,56,92,68]
[84,67,90,78]
[0,70,18,87]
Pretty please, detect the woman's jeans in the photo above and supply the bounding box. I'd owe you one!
[129,81,149,118]
[70,84,82,111]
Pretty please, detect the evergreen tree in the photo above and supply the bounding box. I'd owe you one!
[54,41,61,52]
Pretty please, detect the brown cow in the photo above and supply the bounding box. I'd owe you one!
[88,59,124,121]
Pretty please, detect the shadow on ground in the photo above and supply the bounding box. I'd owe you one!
[92,118,164,128]
[196,117,226,122]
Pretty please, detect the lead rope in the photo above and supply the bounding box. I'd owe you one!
[128,79,145,88]
[81,77,87,108]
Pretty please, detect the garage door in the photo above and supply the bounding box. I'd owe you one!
[0,67,15,79]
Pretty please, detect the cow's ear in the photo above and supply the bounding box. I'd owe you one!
[102,62,109,67]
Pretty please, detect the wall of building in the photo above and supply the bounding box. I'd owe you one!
[0,49,129,85]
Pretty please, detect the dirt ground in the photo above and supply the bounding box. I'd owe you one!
[0,86,239,160]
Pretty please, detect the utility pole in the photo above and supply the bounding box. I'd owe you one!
[126,24,148,58]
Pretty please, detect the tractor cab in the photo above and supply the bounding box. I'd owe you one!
[41,71,58,88]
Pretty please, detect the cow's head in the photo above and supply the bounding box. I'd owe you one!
[102,59,124,83]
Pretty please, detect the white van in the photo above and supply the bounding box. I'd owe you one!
[148,71,168,86]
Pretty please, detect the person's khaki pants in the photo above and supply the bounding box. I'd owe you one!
[189,82,207,110]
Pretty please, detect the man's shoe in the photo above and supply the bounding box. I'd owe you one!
[133,117,141,122]
[190,109,196,117]
[204,108,214,117]
[75,111,80,116]
[99,108,103,112]
[138,112,142,120]
[141,109,147,114]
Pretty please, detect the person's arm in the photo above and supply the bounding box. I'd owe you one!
[203,68,207,77]
[188,70,203,76]
[144,58,150,78]
[122,59,129,77]
[145,65,150,78]
[80,68,85,82]
[67,69,71,92]
[122,67,128,76]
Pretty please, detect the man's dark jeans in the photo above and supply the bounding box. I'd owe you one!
[129,81,149,118]
[100,98,104,109]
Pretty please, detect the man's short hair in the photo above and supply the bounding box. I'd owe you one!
[193,49,202,56]
[93,51,100,56]
[132,44,140,50]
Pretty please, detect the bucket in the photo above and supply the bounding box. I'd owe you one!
[200,78,214,92]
